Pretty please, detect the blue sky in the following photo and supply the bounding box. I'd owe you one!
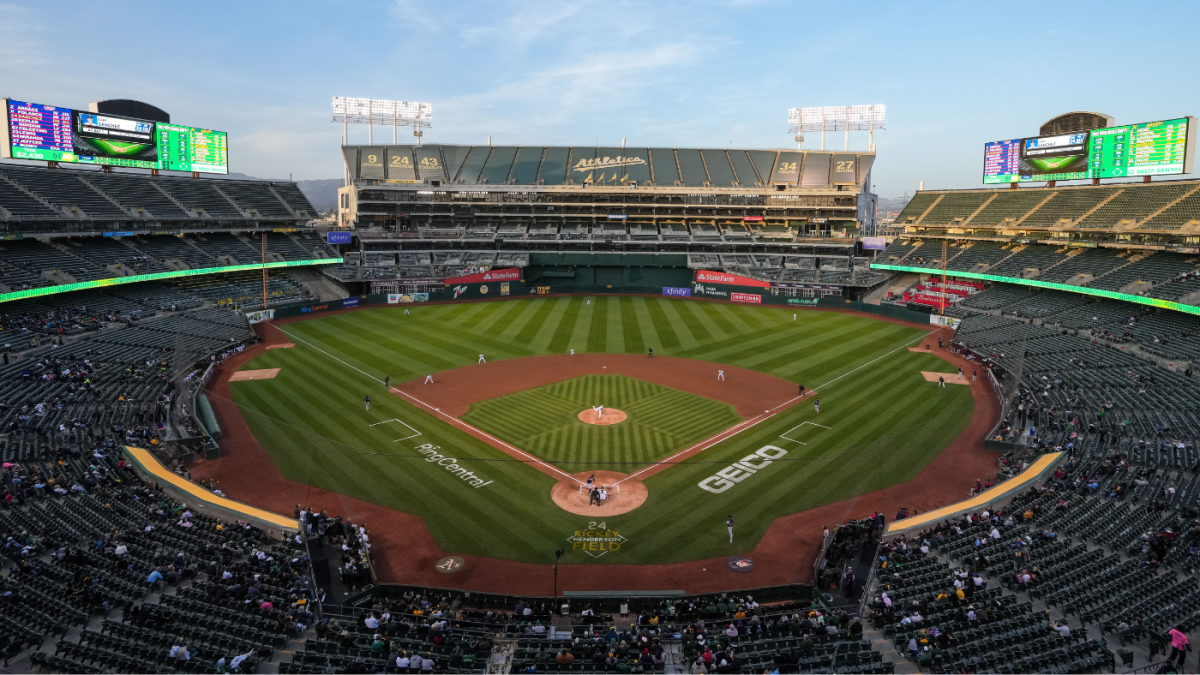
[2,0,1197,195]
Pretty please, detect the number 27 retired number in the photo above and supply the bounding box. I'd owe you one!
[698,445,788,494]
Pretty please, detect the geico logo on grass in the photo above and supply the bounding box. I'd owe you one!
[698,446,788,494]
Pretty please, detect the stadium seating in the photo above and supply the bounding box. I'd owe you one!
[0,165,315,226]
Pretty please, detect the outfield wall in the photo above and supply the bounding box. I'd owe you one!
[261,281,934,326]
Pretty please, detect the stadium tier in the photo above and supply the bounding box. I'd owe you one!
[0,164,317,229]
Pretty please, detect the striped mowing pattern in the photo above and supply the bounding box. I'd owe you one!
[460,374,741,468]
[228,297,974,564]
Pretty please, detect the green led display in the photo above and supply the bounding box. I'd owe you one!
[0,258,342,305]
[869,263,1200,317]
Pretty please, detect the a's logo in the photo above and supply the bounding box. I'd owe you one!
[726,556,755,573]
[434,556,465,574]
[452,285,468,299]
[572,155,646,173]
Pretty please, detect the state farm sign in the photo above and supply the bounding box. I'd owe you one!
[694,270,771,288]
[444,268,522,285]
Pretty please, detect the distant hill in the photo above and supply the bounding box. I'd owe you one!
[220,173,341,213]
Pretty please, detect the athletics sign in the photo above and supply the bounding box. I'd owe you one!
[566,523,627,558]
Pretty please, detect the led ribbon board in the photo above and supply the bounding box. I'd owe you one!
[0,258,342,304]
[869,263,1200,316]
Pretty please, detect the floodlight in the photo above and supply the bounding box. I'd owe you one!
[788,105,885,150]
[332,97,433,145]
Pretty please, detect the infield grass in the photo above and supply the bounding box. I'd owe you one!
[226,296,974,565]
[460,374,742,468]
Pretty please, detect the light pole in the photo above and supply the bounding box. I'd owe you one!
[553,548,565,611]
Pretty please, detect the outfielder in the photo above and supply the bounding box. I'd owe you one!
[717,370,724,381]
[727,515,735,543]
[478,354,486,364]
[570,349,575,357]
[403,308,410,315]
[424,374,434,384]
[384,375,389,388]
[364,395,370,411]
[814,399,820,415]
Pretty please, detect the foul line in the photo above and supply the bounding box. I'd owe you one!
[273,326,584,485]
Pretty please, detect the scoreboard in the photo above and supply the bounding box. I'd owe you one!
[983,117,1196,184]
[1,98,229,174]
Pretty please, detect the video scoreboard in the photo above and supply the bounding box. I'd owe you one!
[2,99,229,174]
[983,117,1196,184]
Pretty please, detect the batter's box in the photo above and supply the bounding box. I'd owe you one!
[369,418,423,442]
[780,421,831,445]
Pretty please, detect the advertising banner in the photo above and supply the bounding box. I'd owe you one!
[662,287,692,297]
[244,309,275,324]
[861,236,886,250]
[694,270,771,288]
[443,268,522,285]
[930,315,961,329]
[327,231,352,244]
[388,293,429,304]
[342,297,360,308]
[731,292,762,304]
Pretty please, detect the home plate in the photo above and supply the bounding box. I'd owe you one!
[230,368,281,381]
[921,371,968,385]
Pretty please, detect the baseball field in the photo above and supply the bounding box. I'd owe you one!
[220,295,974,566]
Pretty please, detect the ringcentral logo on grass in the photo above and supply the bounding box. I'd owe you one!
[415,444,492,489]
[698,445,788,494]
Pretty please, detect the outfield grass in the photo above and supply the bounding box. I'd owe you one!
[460,374,743,468]
[227,296,973,565]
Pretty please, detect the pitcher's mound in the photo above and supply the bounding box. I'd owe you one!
[551,470,648,516]
[578,408,627,425]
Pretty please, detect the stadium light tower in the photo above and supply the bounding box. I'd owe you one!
[332,97,433,145]
[788,105,885,151]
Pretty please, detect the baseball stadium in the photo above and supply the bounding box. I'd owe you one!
[2,88,1200,675]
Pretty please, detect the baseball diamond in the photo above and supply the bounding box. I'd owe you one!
[213,296,975,566]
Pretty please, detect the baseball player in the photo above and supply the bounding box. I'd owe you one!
[403,308,410,315]
[814,399,820,415]
[726,515,735,544]
[364,395,370,411]
[972,369,978,382]
[717,370,724,381]
[593,405,604,420]
[424,374,433,384]
[586,472,596,487]
[478,354,486,364]
[570,349,575,357]
[384,375,389,388]
[648,347,654,358]
[793,313,796,321]
[798,383,806,397]
[586,299,592,306]
[938,376,946,388]
[958,366,963,379]
[590,486,601,506]
[599,488,608,504]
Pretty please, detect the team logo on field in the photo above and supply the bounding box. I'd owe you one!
[435,556,465,573]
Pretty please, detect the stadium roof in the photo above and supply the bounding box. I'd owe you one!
[343,144,874,189]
